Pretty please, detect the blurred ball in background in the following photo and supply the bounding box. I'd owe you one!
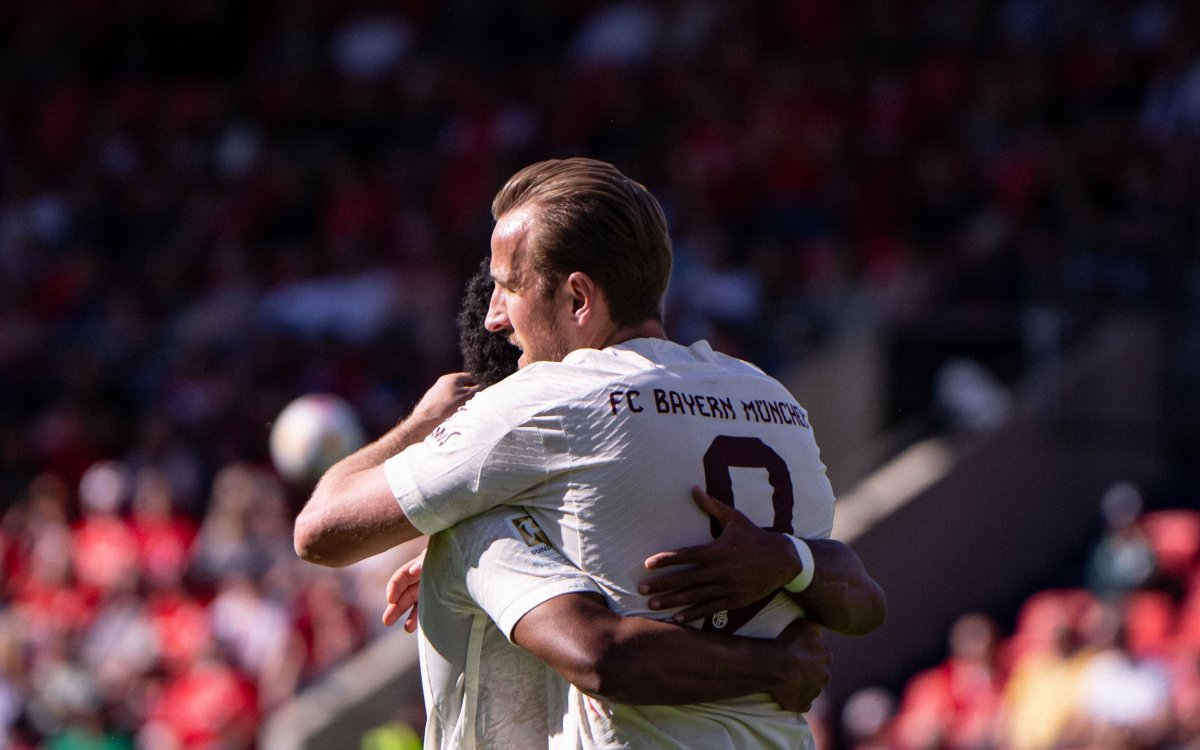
[269,394,367,485]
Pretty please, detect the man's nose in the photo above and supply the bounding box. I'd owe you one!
[484,288,509,333]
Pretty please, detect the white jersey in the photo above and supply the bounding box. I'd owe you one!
[387,338,835,749]
[418,507,601,749]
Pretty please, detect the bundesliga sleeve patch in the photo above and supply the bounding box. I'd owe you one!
[505,513,569,566]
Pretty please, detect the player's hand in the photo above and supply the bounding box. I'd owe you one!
[639,487,799,622]
[409,372,481,428]
[771,619,830,713]
[383,549,425,632]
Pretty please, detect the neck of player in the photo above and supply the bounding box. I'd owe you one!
[603,319,668,349]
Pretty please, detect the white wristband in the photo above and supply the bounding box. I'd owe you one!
[783,535,815,593]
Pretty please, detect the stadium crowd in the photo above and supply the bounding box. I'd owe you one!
[0,0,1198,747]
[830,487,1200,750]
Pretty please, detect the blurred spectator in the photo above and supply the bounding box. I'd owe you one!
[190,463,283,585]
[71,461,138,595]
[26,630,100,743]
[144,579,213,679]
[292,572,367,682]
[892,612,1003,750]
[1124,590,1179,660]
[841,687,897,750]
[11,520,93,650]
[77,575,158,727]
[998,596,1092,750]
[128,467,196,590]
[209,573,303,709]
[1073,601,1173,750]
[1086,481,1158,599]
[141,648,258,750]
[3,473,70,591]
[1140,509,1200,587]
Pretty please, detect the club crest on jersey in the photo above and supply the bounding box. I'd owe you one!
[507,513,554,555]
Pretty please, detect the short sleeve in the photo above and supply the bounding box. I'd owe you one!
[384,389,556,535]
[451,509,602,641]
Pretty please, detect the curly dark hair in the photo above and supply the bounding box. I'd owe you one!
[457,257,521,387]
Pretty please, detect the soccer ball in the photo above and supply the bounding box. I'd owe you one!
[269,393,367,485]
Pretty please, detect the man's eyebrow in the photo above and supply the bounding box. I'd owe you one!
[492,268,520,289]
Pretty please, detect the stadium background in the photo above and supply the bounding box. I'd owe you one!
[1,0,1198,748]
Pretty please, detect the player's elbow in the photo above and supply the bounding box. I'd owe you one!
[566,639,638,701]
[864,581,888,633]
[293,494,351,568]
[294,513,338,566]
[525,620,636,700]
[516,595,643,701]
[844,581,888,637]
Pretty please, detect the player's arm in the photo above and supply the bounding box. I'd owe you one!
[640,488,886,636]
[384,513,829,710]
[512,593,829,710]
[293,373,479,567]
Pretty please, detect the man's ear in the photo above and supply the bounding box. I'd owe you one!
[564,271,598,324]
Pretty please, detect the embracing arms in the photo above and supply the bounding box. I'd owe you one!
[293,374,479,567]
[527,488,886,706]
[513,593,829,710]
[511,491,884,708]
[379,486,883,710]
[382,550,831,711]
[640,488,887,637]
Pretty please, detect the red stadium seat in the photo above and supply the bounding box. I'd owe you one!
[1140,510,1200,581]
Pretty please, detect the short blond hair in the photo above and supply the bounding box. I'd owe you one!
[491,158,672,328]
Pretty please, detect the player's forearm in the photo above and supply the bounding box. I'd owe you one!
[583,615,798,705]
[295,372,479,567]
[293,417,431,566]
[514,593,796,706]
[789,539,886,636]
[328,414,435,475]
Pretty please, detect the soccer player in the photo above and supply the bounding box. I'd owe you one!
[295,158,885,748]
[372,261,878,747]
[384,460,841,748]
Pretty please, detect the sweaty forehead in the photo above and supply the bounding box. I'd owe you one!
[490,207,538,285]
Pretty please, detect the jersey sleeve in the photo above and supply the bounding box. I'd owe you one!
[383,390,558,535]
[451,509,602,641]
